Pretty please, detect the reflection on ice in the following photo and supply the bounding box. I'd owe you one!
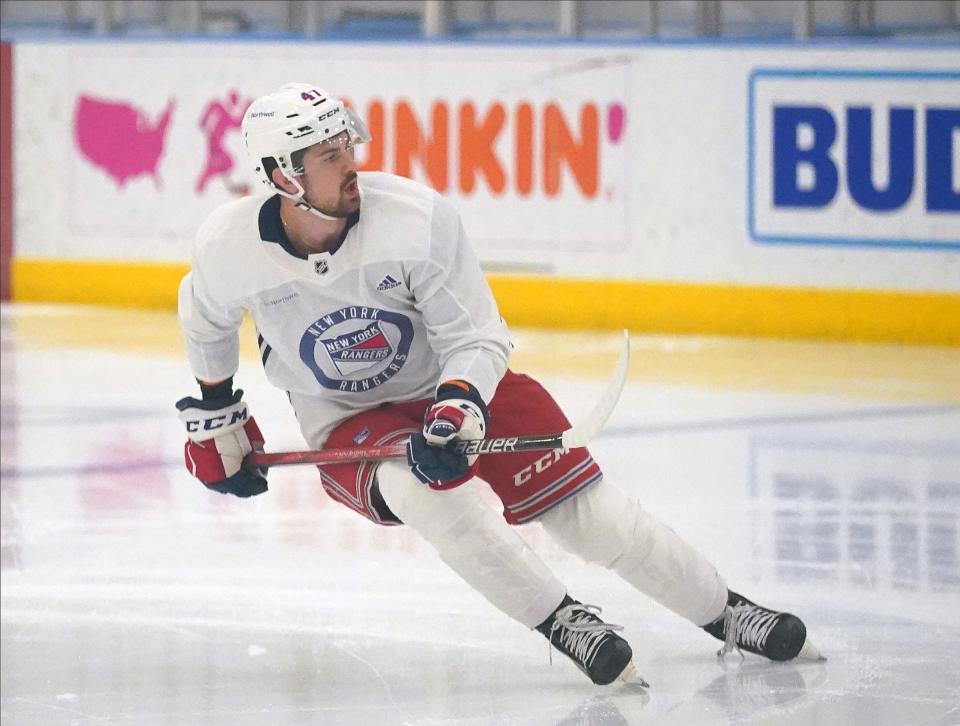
[2,305,959,725]
[752,436,960,596]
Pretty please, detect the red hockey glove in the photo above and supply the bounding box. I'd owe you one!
[406,380,489,489]
[175,389,268,498]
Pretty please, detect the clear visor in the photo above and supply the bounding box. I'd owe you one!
[340,106,372,145]
[284,106,373,176]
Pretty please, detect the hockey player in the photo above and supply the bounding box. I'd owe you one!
[176,83,820,687]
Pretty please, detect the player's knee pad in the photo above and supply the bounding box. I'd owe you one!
[539,481,646,567]
[377,461,566,628]
[377,460,487,541]
[542,481,726,625]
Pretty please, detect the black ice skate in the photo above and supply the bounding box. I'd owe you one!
[702,590,824,662]
[536,595,647,686]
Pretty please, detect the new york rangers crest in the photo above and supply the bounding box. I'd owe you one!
[321,321,393,376]
[299,306,414,392]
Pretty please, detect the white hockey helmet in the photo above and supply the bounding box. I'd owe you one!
[242,83,371,217]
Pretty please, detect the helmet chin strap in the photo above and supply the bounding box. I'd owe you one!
[275,172,343,222]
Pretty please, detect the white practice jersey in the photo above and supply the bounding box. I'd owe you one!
[179,171,512,445]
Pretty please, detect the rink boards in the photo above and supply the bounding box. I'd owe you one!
[1,39,958,344]
[9,258,959,345]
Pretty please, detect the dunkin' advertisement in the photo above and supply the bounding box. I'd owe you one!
[15,42,630,269]
[12,41,960,290]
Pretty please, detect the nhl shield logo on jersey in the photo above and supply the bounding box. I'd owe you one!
[299,306,414,392]
[314,259,329,275]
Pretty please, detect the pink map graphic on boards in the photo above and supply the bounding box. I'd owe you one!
[74,95,175,187]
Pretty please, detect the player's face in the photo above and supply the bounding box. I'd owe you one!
[298,132,360,218]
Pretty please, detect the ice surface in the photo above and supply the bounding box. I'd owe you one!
[2,305,958,725]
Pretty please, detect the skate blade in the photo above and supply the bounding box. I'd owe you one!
[796,637,826,662]
[617,660,650,688]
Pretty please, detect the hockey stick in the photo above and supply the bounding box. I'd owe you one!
[244,330,631,470]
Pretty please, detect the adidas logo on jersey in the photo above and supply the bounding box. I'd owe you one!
[376,274,402,291]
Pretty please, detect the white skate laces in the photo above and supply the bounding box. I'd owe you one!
[718,603,780,659]
[547,603,624,667]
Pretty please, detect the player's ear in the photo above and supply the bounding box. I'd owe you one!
[270,167,297,194]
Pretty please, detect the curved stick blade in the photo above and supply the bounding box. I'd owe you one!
[560,330,630,450]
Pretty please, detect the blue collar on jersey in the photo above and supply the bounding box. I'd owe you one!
[258,194,360,260]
